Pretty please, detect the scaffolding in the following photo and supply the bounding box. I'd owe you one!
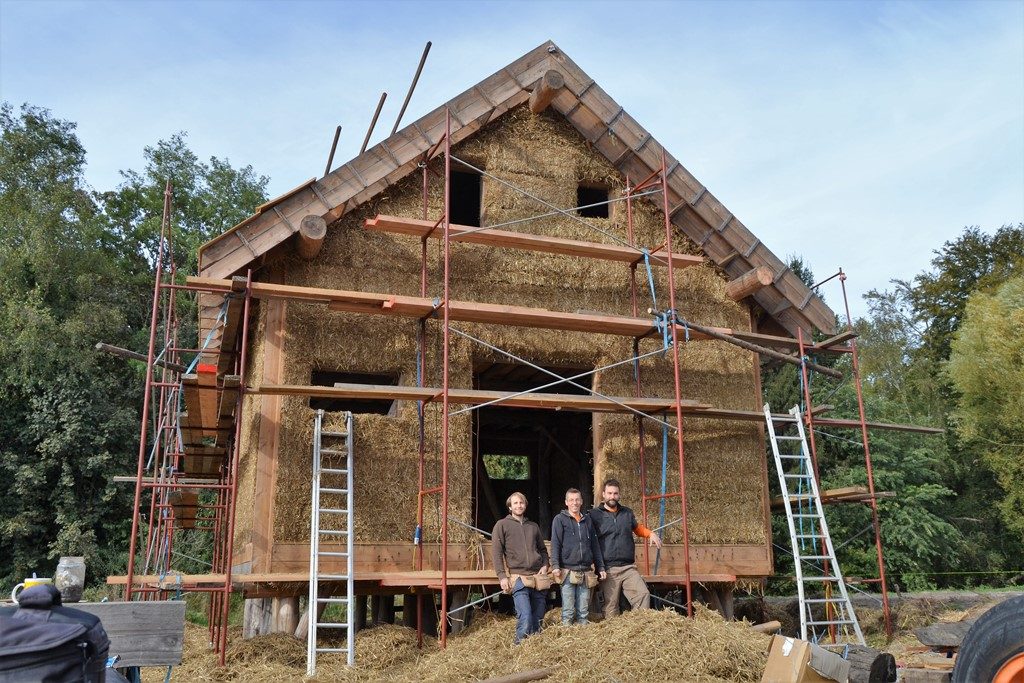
[116,107,909,663]
[120,181,253,665]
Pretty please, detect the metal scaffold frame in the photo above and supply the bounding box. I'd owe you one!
[787,269,893,639]
[122,180,254,666]
[406,111,701,649]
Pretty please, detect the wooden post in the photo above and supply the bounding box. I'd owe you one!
[296,215,327,260]
[529,70,564,114]
[243,597,274,638]
[725,266,773,301]
[447,588,470,635]
[252,299,287,572]
[276,596,299,633]
[294,600,326,640]
[354,595,368,633]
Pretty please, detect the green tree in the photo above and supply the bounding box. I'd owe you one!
[0,103,143,585]
[947,276,1024,538]
[101,133,269,277]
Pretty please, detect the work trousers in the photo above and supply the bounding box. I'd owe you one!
[511,578,547,644]
[599,564,650,618]
[558,573,591,625]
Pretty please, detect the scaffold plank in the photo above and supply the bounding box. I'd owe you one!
[215,375,240,448]
[257,382,711,415]
[364,214,703,269]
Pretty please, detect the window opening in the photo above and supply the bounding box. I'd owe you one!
[450,170,482,227]
[577,185,610,218]
[309,370,398,415]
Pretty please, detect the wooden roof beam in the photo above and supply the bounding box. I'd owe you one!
[529,69,565,113]
[725,266,774,302]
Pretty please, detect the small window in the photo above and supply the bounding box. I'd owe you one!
[450,170,482,227]
[577,185,609,218]
[310,371,398,415]
[482,454,530,480]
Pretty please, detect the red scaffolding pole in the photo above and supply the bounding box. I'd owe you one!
[120,180,254,664]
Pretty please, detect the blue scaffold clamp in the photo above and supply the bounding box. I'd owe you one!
[414,524,422,545]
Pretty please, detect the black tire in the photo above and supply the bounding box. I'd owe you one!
[952,594,1024,683]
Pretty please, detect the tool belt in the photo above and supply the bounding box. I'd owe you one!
[510,572,554,592]
[568,570,600,589]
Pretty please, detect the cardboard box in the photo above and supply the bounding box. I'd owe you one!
[761,635,851,683]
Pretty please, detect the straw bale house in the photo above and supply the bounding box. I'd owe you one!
[194,41,836,624]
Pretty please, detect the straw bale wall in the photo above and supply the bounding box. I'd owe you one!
[236,104,768,560]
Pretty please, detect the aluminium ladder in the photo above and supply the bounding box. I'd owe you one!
[764,403,865,647]
[307,410,355,675]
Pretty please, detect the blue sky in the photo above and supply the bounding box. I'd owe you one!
[2,0,1022,319]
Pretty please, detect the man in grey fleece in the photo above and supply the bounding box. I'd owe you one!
[550,488,606,625]
[491,491,551,644]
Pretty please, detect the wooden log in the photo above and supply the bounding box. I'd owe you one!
[447,588,470,635]
[294,600,326,640]
[528,70,564,113]
[750,620,782,633]
[95,342,187,373]
[914,620,974,648]
[276,596,299,634]
[482,669,554,683]
[845,644,897,683]
[296,214,327,259]
[66,601,185,668]
[725,266,774,301]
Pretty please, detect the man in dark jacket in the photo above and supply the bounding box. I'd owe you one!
[550,488,606,625]
[491,491,551,644]
[590,478,662,618]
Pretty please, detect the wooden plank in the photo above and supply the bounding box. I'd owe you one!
[770,485,896,509]
[813,330,857,350]
[365,214,703,269]
[181,375,217,439]
[215,278,247,377]
[68,601,185,667]
[257,382,711,414]
[267,541,772,578]
[252,299,287,573]
[215,375,241,448]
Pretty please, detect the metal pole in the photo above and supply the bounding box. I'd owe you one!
[658,151,693,616]
[440,108,452,648]
[415,159,429,648]
[125,180,172,601]
[839,270,892,639]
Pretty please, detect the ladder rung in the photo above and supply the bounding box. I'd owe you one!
[317,574,351,580]
[784,473,812,479]
[319,487,349,494]
[806,619,857,626]
[778,454,806,459]
[316,647,350,653]
[319,529,349,536]
[795,534,822,539]
[318,551,349,557]
[320,448,346,454]
[321,468,348,475]
[316,622,350,629]
[319,508,349,514]
[775,436,803,441]
[804,598,847,603]
[792,513,822,518]
[316,597,350,604]
[800,576,842,582]
[321,431,348,438]
[798,555,833,560]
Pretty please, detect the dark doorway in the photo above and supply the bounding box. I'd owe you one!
[472,362,594,538]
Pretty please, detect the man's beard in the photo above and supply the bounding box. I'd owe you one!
[605,499,618,509]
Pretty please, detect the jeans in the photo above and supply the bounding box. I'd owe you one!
[559,572,591,625]
[511,577,547,644]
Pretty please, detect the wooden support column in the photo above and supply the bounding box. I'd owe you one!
[447,588,470,635]
[276,596,299,633]
[296,215,327,260]
[252,299,287,572]
[528,70,564,114]
[353,595,368,633]
[725,266,773,301]
[243,597,274,638]
[294,600,326,640]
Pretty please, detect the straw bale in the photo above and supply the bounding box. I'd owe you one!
[240,102,767,558]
